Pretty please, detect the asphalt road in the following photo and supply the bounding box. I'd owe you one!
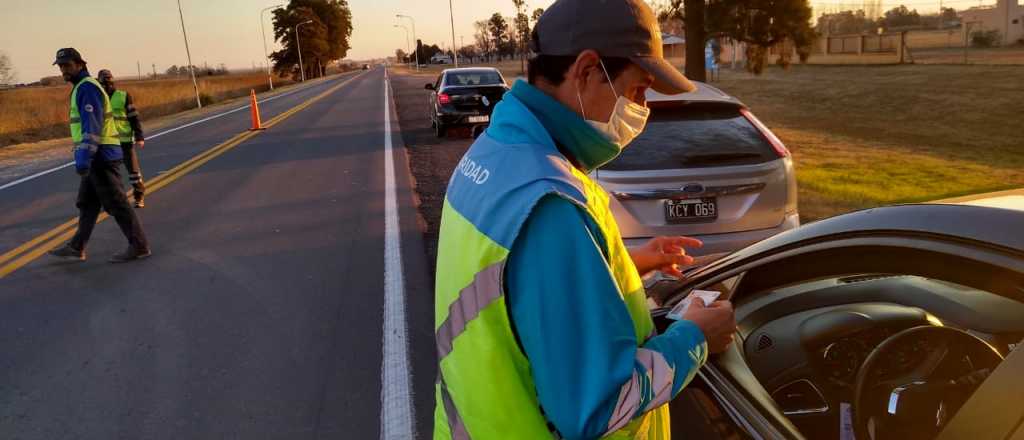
[0,67,437,439]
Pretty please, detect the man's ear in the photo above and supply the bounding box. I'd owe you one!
[569,50,602,91]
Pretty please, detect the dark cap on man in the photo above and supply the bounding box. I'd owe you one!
[53,47,85,65]
[531,0,695,94]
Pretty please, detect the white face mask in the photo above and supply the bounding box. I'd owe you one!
[577,60,651,148]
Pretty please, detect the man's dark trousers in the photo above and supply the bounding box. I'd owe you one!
[69,159,149,252]
[120,142,145,198]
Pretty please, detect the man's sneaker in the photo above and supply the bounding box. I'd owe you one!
[133,195,145,208]
[109,247,152,263]
[49,244,86,261]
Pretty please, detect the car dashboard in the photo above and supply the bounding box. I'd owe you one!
[732,275,1024,439]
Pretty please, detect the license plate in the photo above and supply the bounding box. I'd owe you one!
[467,115,489,123]
[664,198,717,223]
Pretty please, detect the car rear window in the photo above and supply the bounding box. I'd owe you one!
[444,71,504,86]
[602,105,778,171]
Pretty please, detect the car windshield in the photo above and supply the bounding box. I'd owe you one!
[602,105,777,171]
[444,70,504,87]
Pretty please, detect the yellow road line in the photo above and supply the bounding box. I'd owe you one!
[0,71,368,279]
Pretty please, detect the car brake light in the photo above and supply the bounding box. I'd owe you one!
[438,93,451,105]
[741,108,790,158]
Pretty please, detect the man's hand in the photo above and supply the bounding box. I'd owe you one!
[134,140,144,149]
[682,300,737,354]
[75,167,90,177]
[629,236,703,278]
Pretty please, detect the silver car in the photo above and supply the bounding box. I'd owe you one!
[596,82,799,258]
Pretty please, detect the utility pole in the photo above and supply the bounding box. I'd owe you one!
[137,61,142,80]
[177,0,202,108]
[448,0,459,67]
[152,64,156,77]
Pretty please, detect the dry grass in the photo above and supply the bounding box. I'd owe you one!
[0,73,294,147]
[712,64,1024,220]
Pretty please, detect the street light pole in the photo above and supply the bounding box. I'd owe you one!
[394,24,411,67]
[295,19,313,82]
[396,14,419,71]
[176,0,202,109]
[447,0,459,68]
[260,4,284,90]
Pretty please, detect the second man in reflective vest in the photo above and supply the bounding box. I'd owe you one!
[98,69,147,208]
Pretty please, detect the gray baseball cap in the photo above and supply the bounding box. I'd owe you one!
[531,0,695,94]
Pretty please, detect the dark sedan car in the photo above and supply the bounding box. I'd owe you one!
[425,67,509,138]
[645,201,1024,440]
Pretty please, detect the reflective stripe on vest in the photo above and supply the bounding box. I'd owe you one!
[433,126,670,440]
[110,89,134,143]
[69,77,119,146]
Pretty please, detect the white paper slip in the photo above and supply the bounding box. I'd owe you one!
[667,290,721,320]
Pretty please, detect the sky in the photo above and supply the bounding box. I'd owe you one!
[0,0,983,84]
[0,0,555,84]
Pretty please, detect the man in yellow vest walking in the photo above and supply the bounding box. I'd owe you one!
[433,1,737,439]
[98,69,147,208]
[48,48,151,263]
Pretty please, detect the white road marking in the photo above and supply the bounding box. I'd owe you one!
[380,68,415,439]
[0,78,333,192]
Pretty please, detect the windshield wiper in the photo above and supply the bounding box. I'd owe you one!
[681,152,761,164]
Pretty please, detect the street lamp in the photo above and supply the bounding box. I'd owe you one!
[176,0,202,109]
[447,0,459,67]
[260,4,284,90]
[295,19,313,81]
[394,24,411,67]
[396,14,419,70]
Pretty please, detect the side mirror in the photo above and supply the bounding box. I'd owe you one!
[425,83,435,90]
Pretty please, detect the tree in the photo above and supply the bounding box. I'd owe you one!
[271,0,353,80]
[474,20,495,61]
[457,45,479,62]
[395,48,408,63]
[0,51,16,85]
[488,13,511,59]
[512,0,530,71]
[940,7,957,24]
[881,5,921,28]
[816,10,877,35]
[657,0,814,77]
[531,7,545,23]
[165,65,180,76]
[705,0,815,74]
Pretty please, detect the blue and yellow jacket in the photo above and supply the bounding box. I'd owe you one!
[70,69,123,168]
[496,81,708,439]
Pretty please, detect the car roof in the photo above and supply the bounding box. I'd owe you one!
[737,204,1024,259]
[442,67,501,75]
[646,81,745,108]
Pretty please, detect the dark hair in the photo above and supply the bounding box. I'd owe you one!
[527,54,632,86]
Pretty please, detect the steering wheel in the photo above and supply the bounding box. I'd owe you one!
[853,326,1003,440]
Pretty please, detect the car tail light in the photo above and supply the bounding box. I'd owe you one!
[741,108,790,158]
[437,93,451,105]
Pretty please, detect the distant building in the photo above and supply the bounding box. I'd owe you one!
[430,53,453,64]
[960,0,1024,45]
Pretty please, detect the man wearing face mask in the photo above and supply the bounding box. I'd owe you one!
[433,0,738,439]
[97,69,147,208]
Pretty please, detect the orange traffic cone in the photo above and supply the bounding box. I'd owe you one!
[248,89,264,130]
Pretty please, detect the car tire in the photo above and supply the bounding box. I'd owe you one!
[435,122,446,138]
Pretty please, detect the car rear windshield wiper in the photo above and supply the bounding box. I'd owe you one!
[680,152,762,164]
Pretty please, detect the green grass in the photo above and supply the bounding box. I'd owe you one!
[711,64,1024,220]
